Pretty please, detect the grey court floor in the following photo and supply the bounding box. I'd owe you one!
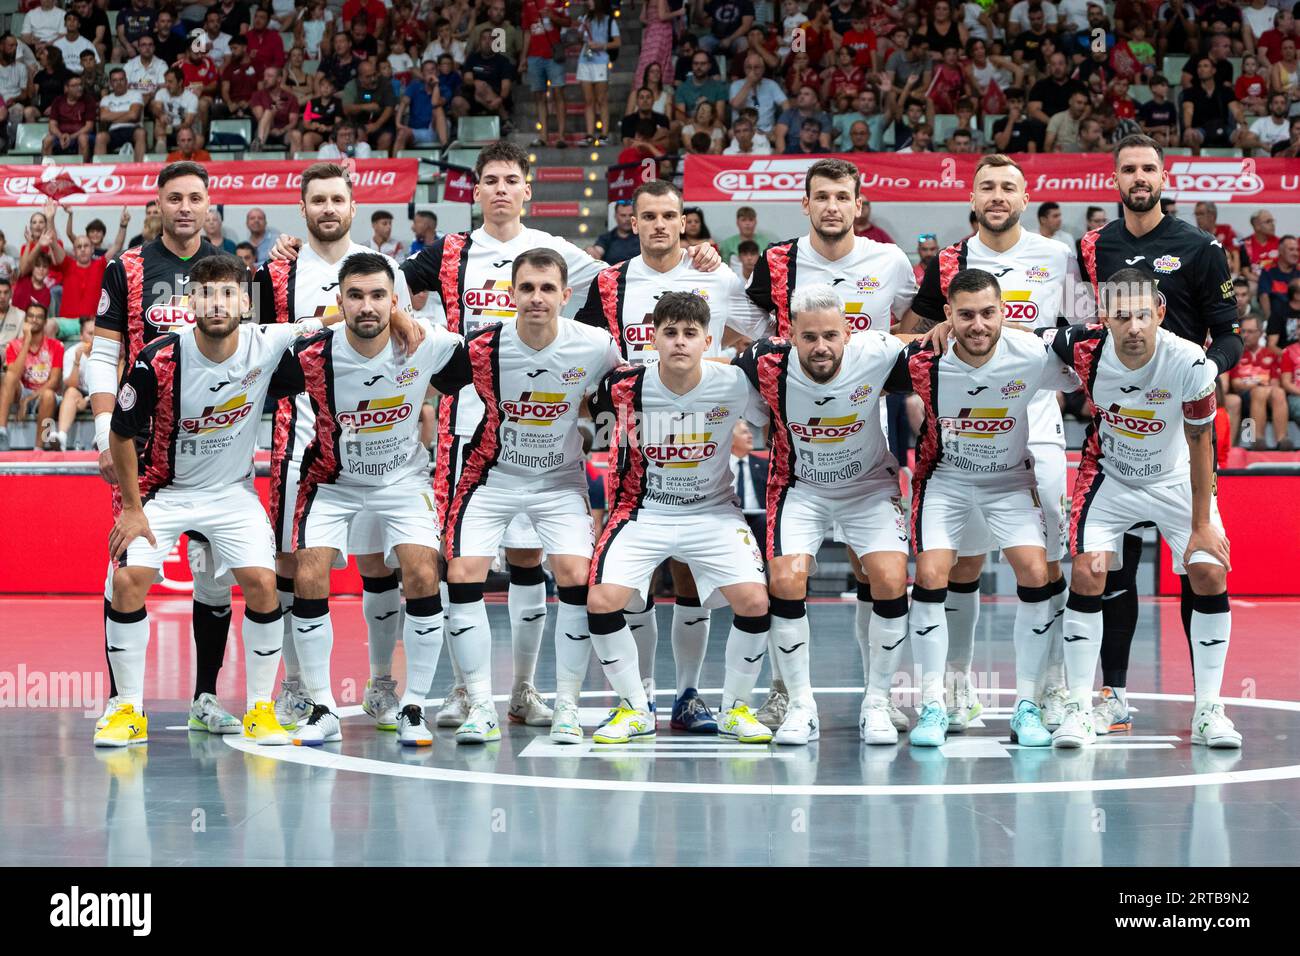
[2,599,1298,867]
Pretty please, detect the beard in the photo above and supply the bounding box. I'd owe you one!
[197,315,240,338]
[812,220,852,243]
[1120,183,1161,213]
[349,313,387,338]
[975,206,1021,234]
[307,214,352,243]
[801,352,841,383]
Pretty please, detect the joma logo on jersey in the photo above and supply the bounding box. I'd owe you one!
[844,302,874,332]
[1025,266,1050,282]
[1101,405,1165,437]
[938,408,1015,437]
[146,296,195,331]
[180,393,253,434]
[337,396,413,433]
[1002,290,1039,322]
[1145,387,1172,403]
[463,281,516,317]
[789,415,863,443]
[1001,378,1027,398]
[625,319,656,352]
[645,432,718,468]
[500,391,570,425]
[850,383,873,404]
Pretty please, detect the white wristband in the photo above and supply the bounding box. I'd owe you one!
[95,413,112,454]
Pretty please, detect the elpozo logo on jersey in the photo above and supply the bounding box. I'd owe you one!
[850,383,873,404]
[790,414,863,443]
[844,302,874,332]
[146,295,196,331]
[1001,379,1027,398]
[500,391,570,425]
[396,366,420,387]
[463,281,515,318]
[241,368,261,388]
[338,396,412,433]
[180,393,253,434]
[1100,405,1165,438]
[1145,387,1172,404]
[938,407,1016,437]
[1002,290,1039,322]
[704,404,730,424]
[561,366,586,385]
[645,432,718,468]
[1153,255,1181,274]
[856,276,881,292]
[625,317,656,353]
[1025,266,1050,283]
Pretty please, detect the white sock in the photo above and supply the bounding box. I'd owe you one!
[276,576,299,681]
[720,614,770,713]
[770,602,812,704]
[106,607,150,709]
[907,588,948,707]
[624,593,658,683]
[442,582,465,689]
[400,598,444,708]
[944,581,980,680]
[868,597,909,702]
[1191,596,1232,706]
[362,575,402,679]
[671,600,710,697]
[589,614,647,711]
[446,593,493,703]
[1062,592,1104,708]
[1040,578,1067,689]
[554,587,591,701]
[292,602,337,710]
[1013,587,1055,706]
[507,570,547,686]
[242,608,284,709]
[853,588,872,684]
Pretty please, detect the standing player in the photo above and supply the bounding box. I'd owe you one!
[98,254,308,747]
[436,249,621,745]
[273,252,462,746]
[83,161,240,736]
[734,284,911,745]
[890,269,1071,747]
[902,153,1093,732]
[575,178,769,734]
[746,156,917,730]
[587,292,772,745]
[1075,134,1241,734]
[255,162,415,734]
[1045,269,1238,748]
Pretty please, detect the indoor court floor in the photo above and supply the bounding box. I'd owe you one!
[2,595,1299,867]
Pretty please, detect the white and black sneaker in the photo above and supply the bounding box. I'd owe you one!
[293,704,342,746]
[396,704,433,747]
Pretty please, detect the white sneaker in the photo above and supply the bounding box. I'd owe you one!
[274,678,312,730]
[362,675,400,730]
[1040,684,1070,731]
[293,704,342,746]
[396,704,433,747]
[946,684,983,733]
[508,680,553,726]
[455,700,501,744]
[436,685,471,727]
[1052,702,1095,749]
[187,692,241,734]
[591,704,655,745]
[754,680,788,730]
[888,700,910,733]
[774,700,820,745]
[859,697,900,745]
[719,704,773,744]
[96,695,122,731]
[1191,701,1242,749]
[550,696,582,744]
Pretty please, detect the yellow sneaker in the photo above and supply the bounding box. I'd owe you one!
[719,704,773,744]
[591,706,655,745]
[93,703,148,748]
[243,701,291,746]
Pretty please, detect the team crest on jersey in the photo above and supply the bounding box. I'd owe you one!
[625,318,656,353]
[645,432,718,468]
[1153,255,1182,274]
[241,368,262,388]
[1101,405,1165,438]
[146,295,196,331]
[561,366,586,385]
[1002,290,1039,322]
[843,302,872,333]
[1025,266,1050,283]
[337,396,413,433]
[856,276,881,292]
[850,383,873,404]
[1001,379,1027,398]
[500,392,570,425]
[180,393,253,434]
[463,281,516,318]
[938,408,1016,437]
[117,383,137,410]
[789,415,863,443]
[1145,388,1172,404]
[97,289,111,316]
[704,405,730,424]
[396,366,420,387]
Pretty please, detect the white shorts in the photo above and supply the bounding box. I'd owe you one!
[444,433,544,553]
[773,483,909,565]
[592,509,766,609]
[958,443,1068,562]
[295,479,440,569]
[121,483,275,581]
[1071,472,1225,575]
[576,61,608,83]
[273,458,384,556]
[444,481,593,559]
[913,475,1047,554]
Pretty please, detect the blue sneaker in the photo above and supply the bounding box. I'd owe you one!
[1009,699,1052,747]
[910,703,949,747]
[670,688,718,733]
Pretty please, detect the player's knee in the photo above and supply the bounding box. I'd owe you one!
[728,586,768,618]
[275,551,297,578]
[110,568,149,609]
[1188,562,1227,595]
[1068,553,1108,594]
[866,560,909,598]
[354,551,389,577]
[239,570,278,611]
[767,562,808,600]
[587,585,625,615]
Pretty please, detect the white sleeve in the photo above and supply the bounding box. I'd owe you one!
[743,377,770,429]
[394,263,414,312]
[84,334,123,399]
[556,236,607,303]
[724,268,773,340]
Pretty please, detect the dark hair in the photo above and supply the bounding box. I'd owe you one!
[737,240,760,255]
[511,247,568,287]
[371,209,393,223]
[190,252,249,287]
[474,140,529,178]
[0,276,11,288]
[339,251,395,286]
[86,218,106,235]
[158,161,209,192]
[651,291,710,330]
[109,67,125,79]
[1098,266,1160,313]
[235,241,256,254]
[1150,73,1169,86]
[682,206,711,238]
[1005,85,1025,100]
[1037,200,1060,220]
[805,157,861,197]
[976,153,1024,180]
[947,268,1001,302]
[1231,276,1250,290]
[1114,132,1164,164]
[300,161,352,200]
[26,301,48,319]
[1086,205,1104,218]
[689,131,712,152]
[32,253,52,269]
[165,67,183,84]
[80,315,95,329]
[415,210,436,221]
[632,178,682,211]
[229,34,248,47]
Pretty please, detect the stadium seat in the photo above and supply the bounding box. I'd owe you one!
[280,31,295,52]
[0,0,21,15]
[207,118,251,151]
[1200,147,1243,157]
[41,155,87,165]
[931,113,959,144]
[398,149,442,182]
[1164,53,1189,79]
[242,151,292,160]
[9,13,21,36]
[303,60,319,74]
[1129,85,1153,104]
[292,150,322,160]
[982,113,1006,141]
[143,153,168,162]
[1165,146,1193,156]
[11,123,46,155]
[454,116,499,146]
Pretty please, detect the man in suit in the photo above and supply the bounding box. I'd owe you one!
[731,420,768,547]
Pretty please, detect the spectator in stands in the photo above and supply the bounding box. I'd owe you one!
[992,86,1046,152]
[1075,115,1112,153]
[343,58,397,154]
[951,96,987,150]
[1230,314,1290,450]
[218,35,260,120]
[896,120,934,153]
[1256,8,1297,67]
[0,303,61,451]
[319,120,372,158]
[914,232,938,285]
[636,0,680,89]
[1158,0,1199,62]
[245,208,279,266]
[522,0,571,149]
[575,0,620,145]
[294,0,334,60]
[729,53,789,136]
[77,46,104,99]
[1274,115,1300,157]
[203,209,237,255]
[700,0,754,55]
[682,100,727,153]
[588,200,638,265]
[125,198,157,248]
[55,233,102,318]
[148,10,185,65]
[945,127,974,152]
[1251,91,1293,154]
[735,239,760,281]
[785,116,828,154]
[1193,201,1241,274]
[1009,4,1055,73]
[1137,73,1176,147]
[460,27,514,129]
[93,67,145,162]
[246,7,286,72]
[12,256,51,313]
[1029,51,1086,125]
[718,206,773,264]
[1244,210,1281,278]
[152,68,199,151]
[179,36,220,131]
[682,207,717,252]
[0,278,22,347]
[409,211,439,258]
[1280,333,1300,438]
[883,28,930,91]
[617,117,664,169]
[854,201,894,243]
[840,8,879,72]
[468,1,524,65]
[234,242,256,272]
[114,0,154,63]
[198,10,234,71]
[724,111,773,153]
[774,84,832,152]
[320,31,362,95]
[395,59,447,149]
[783,50,821,99]
[25,45,70,124]
[1044,88,1089,151]
[628,61,673,119]
[1235,54,1268,116]
[165,125,211,162]
[41,74,93,162]
[50,311,89,449]
[300,74,343,151]
[250,66,300,152]
[622,86,671,149]
[54,11,98,76]
[21,0,65,52]
[367,210,405,261]
[421,18,465,66]
[675,48,729,124]
[822,46,866,105]
[1269,278,1300,351]
[1037,201,1075,251]
[1259,235,1300,320]
[1199,0,1244,54]
[0,33,30,125]
[124,34,165,102]
[1269,37,1300,105]
[1181,55,1259,153]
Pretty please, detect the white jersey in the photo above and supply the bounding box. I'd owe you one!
[1047,325,1218,487]
[747,234,918,336]
[736,331,903,499]
[111,323,300,496]
[154,88,198,126]
[125,56,168,96]
[901,328,1075,490]
[575,251,770,366]
[100,90,144,130]
[596,360,766,515]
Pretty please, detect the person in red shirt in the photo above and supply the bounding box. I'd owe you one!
[1193,200,1241,275]
[18,201,66,283]
[841,11,878,70]
[40,74,95,161]
[1243,209,1280,277]
[853,200,895,243]
[219,35,260,118]
[1229,314,1289,449]
[1255,10,1296,67]
[1234,55,1267,116]
[342,0,387,35]
[12,256,52,312]
[55,235,105,319]
[616,117,664,168]
[783,51,821,97]
[245,6,286,72]
[522,0,571,147]
[1108,75,1137,119]
[821,45,865,102]
[0,303,62,450]
[1280,341,1300,441]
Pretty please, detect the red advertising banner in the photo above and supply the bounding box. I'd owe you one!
[0,159,419,206]
[683,153,1300,204]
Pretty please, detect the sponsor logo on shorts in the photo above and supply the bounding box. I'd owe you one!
[1100,405,1165,438]
[850,383,873,404]
[1145,387,1172,403]
[337,396,413,433]
[789,414,863,444]
[1001,378,1027,398]
[180,393,254,434]
[856,276,881,292]
[561,366,586,384]
[396,366,420,387]
[1025,266,1050,283]
[1002,290,1039,322]
[1153,255,1181,274]
[704,404,730,424]
[937,407,1016,437]
[463,280,516,318]
[644,432,718,468]
[146,295,195,331]
[500,391,571,425]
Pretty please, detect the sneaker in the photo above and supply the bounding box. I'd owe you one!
[946,684,983,733]
[718,704,773,744]
[188,692,241,734]
[592,705,655,745]
[508,680,554,726]
[774,700,820,746]
[274,678,312,731]
[1091,686,1132,735]
[859,697,899,745]
[1040,684,1071,731]
[643,677,657,715]
[1009,699,1052,747]
[93,703,148,748]
[242,701,290,746]
[436,685,471,727]
[911,703,949,747]
[455,700,502,744]
[754,679,788,730]
[670,688,718,733]
[396,704,433,747]
[96,695,122,731]
[888,700,910,733]
[293,704,342,746]
[1052,702,1095,749]
[550,697,583,744]
[1191,701,1242,749]
[362,675,400,731]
